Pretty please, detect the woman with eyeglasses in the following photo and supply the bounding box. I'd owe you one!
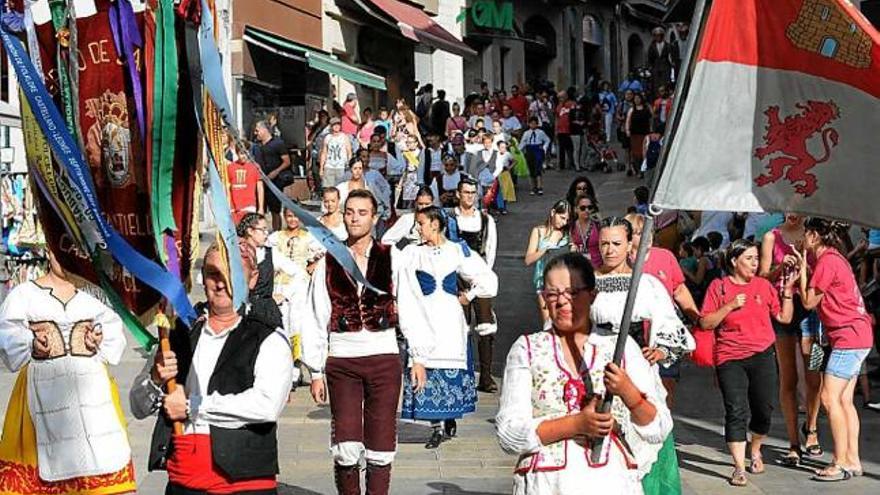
[570,193,602,268]
[699,239,796,486]
[592,217,694,495]
[525,200,573,328]
[497,253,672,494]
[398,206,498,449]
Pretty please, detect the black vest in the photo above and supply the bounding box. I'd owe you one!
[252,247,275,300]
[148,309,280,480]
[454,211,490,256]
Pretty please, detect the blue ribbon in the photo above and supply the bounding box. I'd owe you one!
[192,0,383,294]
[0,11,197,326]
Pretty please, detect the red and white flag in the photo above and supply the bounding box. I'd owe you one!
[654,0,880,227]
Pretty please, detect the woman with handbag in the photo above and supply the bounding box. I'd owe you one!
[699,239,796,487]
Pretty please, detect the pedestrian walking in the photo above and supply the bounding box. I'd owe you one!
[625,93,653,177]
[593,217,694,495]
[131,241,294,494]
[758,213,823,466]
[253,120,293,230]
[399,206,498,449]
[320,117,353,191]
[519,117,552,196]
[0,250,135,494]
[302,190,432,495]
[525,200,572,328]
[699,239,796,487]
[496,253,672,494]
[554,90,576,171]
[341,93,361,136]
[796,218,874,481]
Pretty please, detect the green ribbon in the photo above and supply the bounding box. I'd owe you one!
[150,0,180,259]
[47,0,78,138]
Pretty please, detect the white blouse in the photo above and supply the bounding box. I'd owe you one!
[0,282,129,481]
[496,329,672,495]
[397,240,498,369]
[591,273,695,364]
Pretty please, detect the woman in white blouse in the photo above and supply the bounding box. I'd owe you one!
[496,253,672,494]
[399,206,498,449]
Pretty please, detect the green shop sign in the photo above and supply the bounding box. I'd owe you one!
[457,0,514,32]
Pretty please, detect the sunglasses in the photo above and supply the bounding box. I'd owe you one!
[578,205,594,212]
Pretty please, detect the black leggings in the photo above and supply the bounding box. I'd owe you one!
[557,134,574,170]
[716,346,778,443]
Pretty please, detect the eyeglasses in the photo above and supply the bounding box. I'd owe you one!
[578,205,594,212]
[253,227,270,234]
[542,287,590,303]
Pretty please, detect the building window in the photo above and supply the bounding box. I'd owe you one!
[820,37,839,57]
[0,43,8,103]
[500,47,509,90]
[1,126,10,148]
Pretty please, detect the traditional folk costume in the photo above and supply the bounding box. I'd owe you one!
[430,171,462,208]
[449,207,499,392]
[268,228,324,383]
[131,306,293,494]
[301,242,432,495]
[0,282,135,494]
[496,329,673,495]
[592,273,696,495]
[397,240,498,437]
[381,212,421,249]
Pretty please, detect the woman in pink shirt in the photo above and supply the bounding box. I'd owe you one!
[699,239,795,486]
[341,93,361,136]
[796,218,873,481]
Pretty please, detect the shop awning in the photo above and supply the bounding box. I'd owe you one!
[358,0,476,58]
[242,27,387,90]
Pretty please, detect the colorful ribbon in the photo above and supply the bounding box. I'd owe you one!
[0,9,197,326]
[108,0,146,141]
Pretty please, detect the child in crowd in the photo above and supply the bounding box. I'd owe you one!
[374,107,391,138]
[519,116,551,196]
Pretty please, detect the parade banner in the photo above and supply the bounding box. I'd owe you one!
[653,0,880,227]
[4,0,197,325]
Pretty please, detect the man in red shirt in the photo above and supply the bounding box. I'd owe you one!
[652,85,674,134]
[228,143,265,225]
[506,84,529,124]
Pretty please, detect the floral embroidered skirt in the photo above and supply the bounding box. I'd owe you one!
[401,367,477,420]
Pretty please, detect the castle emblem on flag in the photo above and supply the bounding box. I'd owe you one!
[754,101,840,197]
[786,0,871,68]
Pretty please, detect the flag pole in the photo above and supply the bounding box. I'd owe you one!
[589,0,713,463]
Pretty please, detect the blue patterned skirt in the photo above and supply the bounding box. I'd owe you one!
[401,366,477,420]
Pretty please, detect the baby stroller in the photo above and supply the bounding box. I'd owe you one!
[584,123,620,173]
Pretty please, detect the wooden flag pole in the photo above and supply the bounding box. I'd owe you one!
[589,0,713,464]
[156,309,184,435]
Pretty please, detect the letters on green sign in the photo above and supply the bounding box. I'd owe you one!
[457,0,514,32]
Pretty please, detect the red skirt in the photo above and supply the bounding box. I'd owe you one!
[166,434,276,494]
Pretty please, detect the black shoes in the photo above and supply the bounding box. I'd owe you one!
[425,429,444,449]
[444,419,457,439]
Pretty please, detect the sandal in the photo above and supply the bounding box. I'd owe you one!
[729,469,747,487]
[812,464,851,482]
[748,454,765,474]
[801,422,823,457]
[776,446,801,467]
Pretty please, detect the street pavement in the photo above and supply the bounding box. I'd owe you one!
[2,166,879,494]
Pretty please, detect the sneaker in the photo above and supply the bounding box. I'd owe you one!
[530,189,536,196]
[537,188,544,195]
[866,401,880,412]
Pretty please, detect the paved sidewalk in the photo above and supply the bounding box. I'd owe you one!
[1,166,878,494]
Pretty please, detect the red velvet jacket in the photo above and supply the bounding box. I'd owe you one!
[326,242,398,332]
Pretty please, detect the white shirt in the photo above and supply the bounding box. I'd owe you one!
[494,152,513,179]
[186,318,293,434]
[381,212,419,247]
[519,129,551,152]
[301,244,434,376]
[455,207,498,268]
[692,210,734,247]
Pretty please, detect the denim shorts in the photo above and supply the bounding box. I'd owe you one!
[824,348,871,380]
